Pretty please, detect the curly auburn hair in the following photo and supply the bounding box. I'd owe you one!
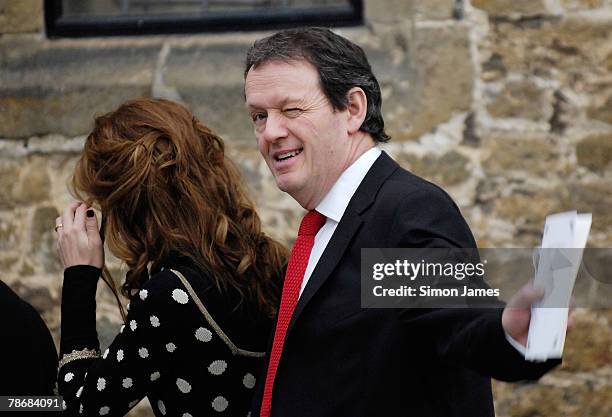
[71,98,287,318]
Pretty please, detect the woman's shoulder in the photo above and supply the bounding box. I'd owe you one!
[143,261,273,354]
[125,267,207,321]
[132,263,233,327]
[141,259,235,310]
[141,267,192,294]
[133,268,182,300]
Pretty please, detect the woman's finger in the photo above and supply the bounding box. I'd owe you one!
[85,209,101,240]
[61,202,81,230]
[73,203,87,232]
[85,209,104,268]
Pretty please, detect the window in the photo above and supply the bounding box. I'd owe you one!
[45,0,363,37]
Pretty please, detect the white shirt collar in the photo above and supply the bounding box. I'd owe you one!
[316,146,382,223]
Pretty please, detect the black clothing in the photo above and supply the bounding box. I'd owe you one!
[0,279,58,396]
[59,260,271,417]
[251,152,560,417]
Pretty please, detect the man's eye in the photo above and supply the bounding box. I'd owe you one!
[284,108,303,117]
[252,113,267,123]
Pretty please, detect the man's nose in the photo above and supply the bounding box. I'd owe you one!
[261,112,288,144]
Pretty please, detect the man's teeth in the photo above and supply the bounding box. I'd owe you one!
[277,149,302,161]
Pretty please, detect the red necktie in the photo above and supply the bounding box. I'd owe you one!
[260,210,326,417]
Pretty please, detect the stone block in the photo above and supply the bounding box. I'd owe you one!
[0,0,42,34]
[482,136,562,177]
[0,39,159,87]
[481,53,507,82]
[1,155,73,218]
[357,29,414,139]
[365,0,415,22]
[0,86,151,138]
[226,145,265,194]
[431,0,460,19]
[0,254,19,273]
[387,22,473,140]
[487,80,552,122]
[0,161,19,209]
[486,12,612,78]
[412,0,457,20]
[366,0,456,22]
[494,377,612,417]
[19,260,35,276]
[491,191,565,240]
[164,42,254,143]
[606,51,612,71]
[31,205,62,273]
[0,156,49,208]
[576,132,612,172]
[12,157,51,205]
[561,0,604,10]
[493,309,612,417]
[397,151,471,186]
[362,38,413,86]
[564,180,612,231]
[557,11,612,45]
[0,214,20,251]
[179,85,254,144]
[471,0,555,16]
[587,95,612,125]
[0,39,159,137]
[165,42,249,88]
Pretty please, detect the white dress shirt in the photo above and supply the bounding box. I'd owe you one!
[299,146,382,296]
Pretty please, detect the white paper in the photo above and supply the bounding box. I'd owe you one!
[525,211,592,361]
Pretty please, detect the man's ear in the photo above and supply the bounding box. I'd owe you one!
[346,87,367,135]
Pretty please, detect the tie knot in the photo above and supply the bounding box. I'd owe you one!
[298,210,326,236]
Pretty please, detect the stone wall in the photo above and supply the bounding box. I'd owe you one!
[1,1,610,416]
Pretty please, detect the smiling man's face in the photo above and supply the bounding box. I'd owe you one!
[245,59,352,209]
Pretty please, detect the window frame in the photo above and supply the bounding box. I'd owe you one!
[44,0,363,38]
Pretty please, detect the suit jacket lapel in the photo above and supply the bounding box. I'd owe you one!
[287,152,399,334]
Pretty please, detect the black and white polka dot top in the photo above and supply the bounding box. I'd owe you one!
[58,259,273,417]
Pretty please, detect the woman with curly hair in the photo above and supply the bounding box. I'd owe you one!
[55,98,287,416]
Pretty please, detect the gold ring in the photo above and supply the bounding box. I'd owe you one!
[54,224,63,232]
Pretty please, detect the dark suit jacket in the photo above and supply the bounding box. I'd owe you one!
[0,280,61,417]
[253,152,559,417]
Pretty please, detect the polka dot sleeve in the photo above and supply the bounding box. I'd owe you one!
[59,266,171,416]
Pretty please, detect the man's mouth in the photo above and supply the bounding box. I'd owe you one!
[274,148,303,162]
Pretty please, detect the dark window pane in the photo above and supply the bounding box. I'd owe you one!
[45,0,362,37]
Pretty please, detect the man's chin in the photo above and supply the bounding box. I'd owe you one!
[275,178,304,200]
[274,174,296,192]
[276,180,294,194]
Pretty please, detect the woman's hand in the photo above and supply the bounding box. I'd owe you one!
[56,202,104,269]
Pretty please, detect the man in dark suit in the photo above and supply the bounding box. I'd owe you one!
[244,27,560,417]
